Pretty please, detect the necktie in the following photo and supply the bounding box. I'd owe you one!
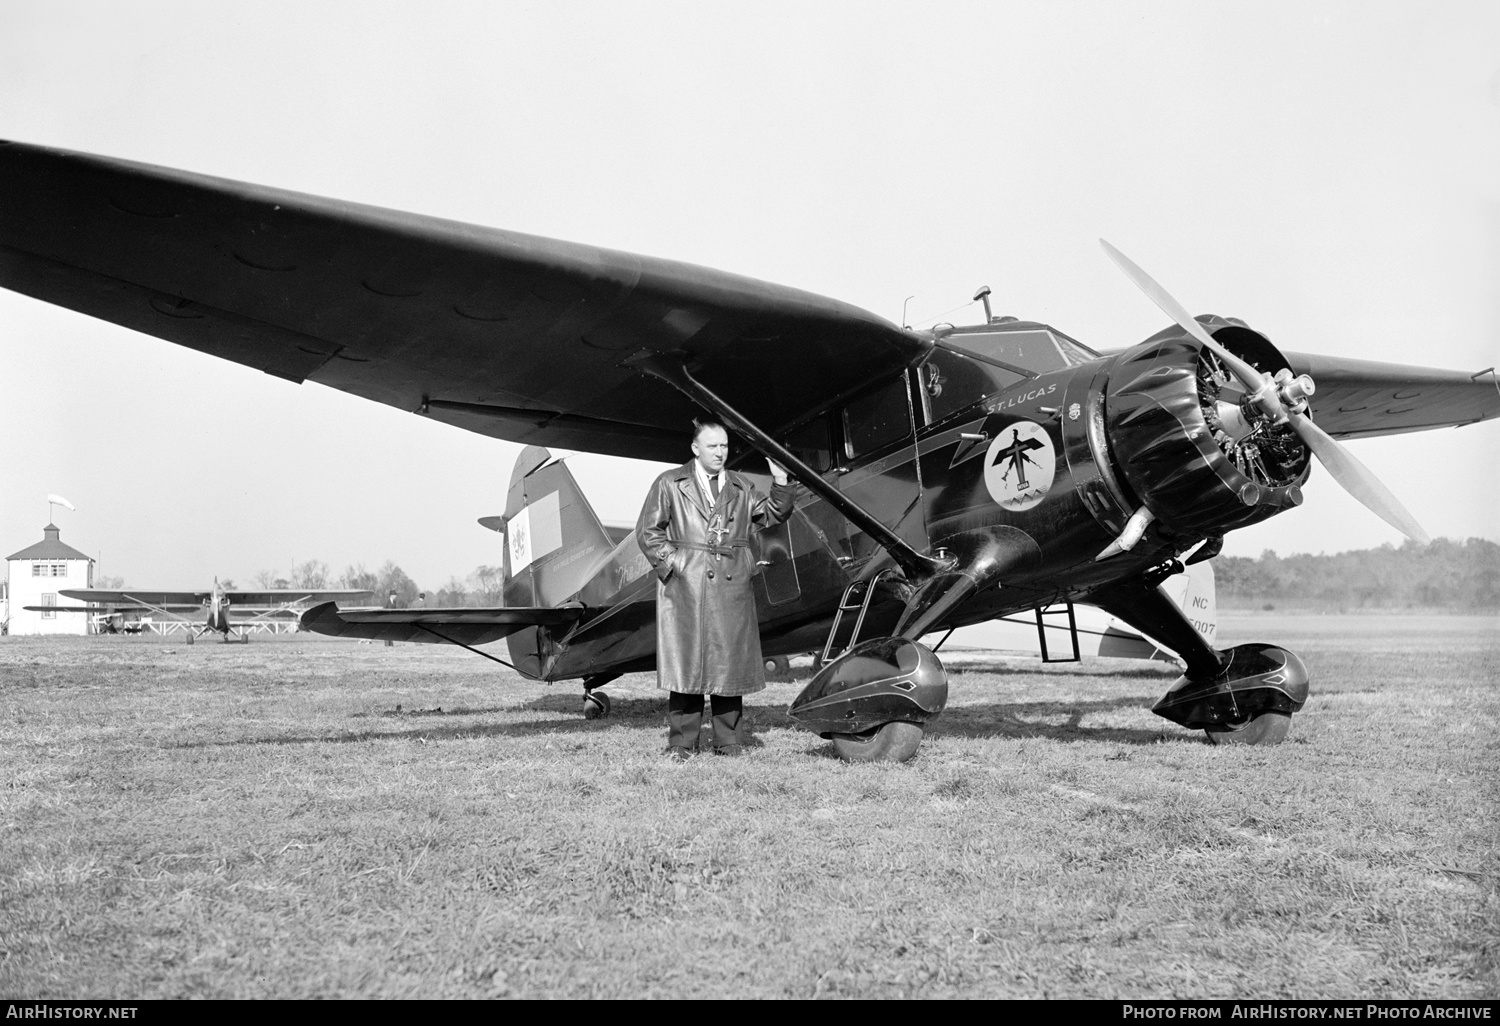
[710,475,720,503]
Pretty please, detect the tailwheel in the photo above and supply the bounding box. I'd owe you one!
[582,690,611,720]
[1204,711,1291,746]
[831,721,924,763]
[763,654,794,681]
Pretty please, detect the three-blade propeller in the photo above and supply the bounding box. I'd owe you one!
[1099,240,1430,545]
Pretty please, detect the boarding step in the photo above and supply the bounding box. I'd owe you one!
[820,567,903,665]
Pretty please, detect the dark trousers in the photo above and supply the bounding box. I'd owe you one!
[667,692,742,751]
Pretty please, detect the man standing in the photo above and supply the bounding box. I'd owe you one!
[636,419,795,759]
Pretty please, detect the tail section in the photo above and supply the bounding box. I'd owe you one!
[480,446,616,608]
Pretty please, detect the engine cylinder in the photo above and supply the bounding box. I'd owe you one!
[1104,321,1311,540]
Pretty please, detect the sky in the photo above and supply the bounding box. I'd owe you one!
[3,0,1497,590]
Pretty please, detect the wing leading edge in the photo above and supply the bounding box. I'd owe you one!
[57,588,375,608]
[0,141,926,463]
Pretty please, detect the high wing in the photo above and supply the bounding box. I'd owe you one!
[222,589,374,607]
[299,601,583,647]
[56,588,372,608]
[58,589,208,609]
[0,142,925,463]
[1284,352,1500,440]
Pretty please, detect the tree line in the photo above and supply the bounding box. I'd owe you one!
[1215,537,1499,611]
[242,561,504,608]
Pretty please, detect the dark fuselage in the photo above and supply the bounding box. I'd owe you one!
[506,322,1211,682]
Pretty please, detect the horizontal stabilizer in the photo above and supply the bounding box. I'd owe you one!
[1095,624,1173,662]
[299,601,584,646]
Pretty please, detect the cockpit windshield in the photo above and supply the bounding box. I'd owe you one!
[937,325,1099,377]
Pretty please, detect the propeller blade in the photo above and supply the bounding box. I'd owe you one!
[1100,239,1431,547]
[1099,240,1279,412]
[1286,411,1430,545]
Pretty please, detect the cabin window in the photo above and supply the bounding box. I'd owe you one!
[842,377,912,459]
[939,327,1097,377]
[782,414,834,474]
[919,347,1025,426]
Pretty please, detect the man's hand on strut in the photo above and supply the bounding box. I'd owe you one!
[766,458,790,486]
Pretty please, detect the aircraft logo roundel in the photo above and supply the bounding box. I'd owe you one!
[983,420,1057,511]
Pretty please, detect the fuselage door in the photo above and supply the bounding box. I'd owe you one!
[832,373,925,564]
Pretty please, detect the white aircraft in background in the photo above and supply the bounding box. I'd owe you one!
[35,579,374,643]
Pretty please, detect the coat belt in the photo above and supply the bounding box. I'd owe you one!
[674,540,748,559]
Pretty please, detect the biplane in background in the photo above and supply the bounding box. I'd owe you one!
[32,579,374,643]
[3,142,1496,760]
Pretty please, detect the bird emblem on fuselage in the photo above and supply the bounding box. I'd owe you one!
[982,420,1057,511]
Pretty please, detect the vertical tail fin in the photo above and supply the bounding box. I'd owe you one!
[481,446,616,608]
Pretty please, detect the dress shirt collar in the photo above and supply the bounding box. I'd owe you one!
[693,459,724,504]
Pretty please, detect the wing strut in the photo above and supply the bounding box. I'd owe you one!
[629,353,950,580]
[408,622,532,676]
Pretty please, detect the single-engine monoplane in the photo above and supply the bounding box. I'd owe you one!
[32,578,374,644]
[3,142,1495,758]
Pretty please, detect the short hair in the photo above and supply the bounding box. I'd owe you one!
[692,417,727,441]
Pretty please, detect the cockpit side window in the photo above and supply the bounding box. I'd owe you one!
[782,413,834,474]
[940,328,1098,377]
[842,377,912,459]
[919,347,1024,426]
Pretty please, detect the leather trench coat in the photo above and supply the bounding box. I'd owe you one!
[636,462,795,695]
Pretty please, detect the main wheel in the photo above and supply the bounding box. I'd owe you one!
[1205,711,1291,746]
[831,721,924,763]
[582,690,612,720]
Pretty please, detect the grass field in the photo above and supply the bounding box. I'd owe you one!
[1,613,1495,999]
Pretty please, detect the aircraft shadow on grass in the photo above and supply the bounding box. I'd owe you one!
[174,692,1181,751]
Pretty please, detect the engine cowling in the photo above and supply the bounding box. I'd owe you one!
[1104,319,1312,540]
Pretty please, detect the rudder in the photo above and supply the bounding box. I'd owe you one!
[482,446,616,608]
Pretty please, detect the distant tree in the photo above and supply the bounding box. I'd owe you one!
[1214,538,1499,611]
[219,578,236,590]
[338,563,381,594]
[434,575,470,607]
[470,564,505,604]
[291,559,329,589]
[254,569,280,589]
[94,573,125,589]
